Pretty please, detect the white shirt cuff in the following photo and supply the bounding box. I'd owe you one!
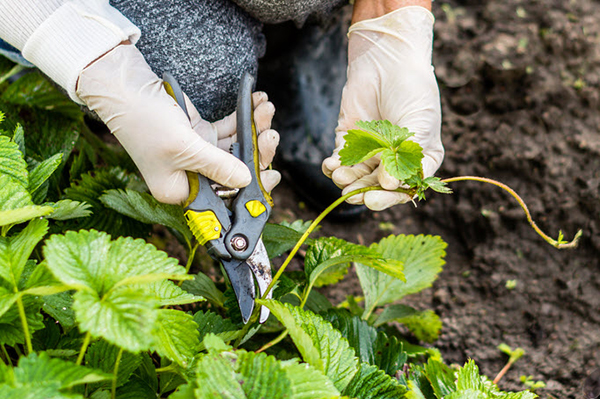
[22,0,141,104]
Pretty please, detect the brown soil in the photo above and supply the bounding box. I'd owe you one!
[270,1,600,397]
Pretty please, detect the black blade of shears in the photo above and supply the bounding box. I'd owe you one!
[221,259,255,324]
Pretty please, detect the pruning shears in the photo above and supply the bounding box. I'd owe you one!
[163,71,273,324]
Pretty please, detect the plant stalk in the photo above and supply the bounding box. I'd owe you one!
[112,348,124,399]
[493,359,515,384]
[185,243,199,274]
[178,243,199,288]
[15,296,32,354]
[76,332,92,366]
[155,364,178,374]
[0,64,26,85]
[0,345,10,366]
[263,185,382,300]
[442,176,581,249]
[256,330,289,354]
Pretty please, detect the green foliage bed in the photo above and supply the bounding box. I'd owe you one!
[0,57,537,398]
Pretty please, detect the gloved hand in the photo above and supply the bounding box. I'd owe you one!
[76,44,280,205]
[322,6,443,211]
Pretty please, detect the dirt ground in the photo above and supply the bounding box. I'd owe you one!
[268,1,600,397]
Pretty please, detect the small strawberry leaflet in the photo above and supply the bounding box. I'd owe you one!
[338,120,451,198]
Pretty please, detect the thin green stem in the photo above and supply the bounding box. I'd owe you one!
[0,64,26,85]
[299,283,314,310]
[178,243,199,288]
[111,348,124,399]
[155,364,177,374]
[76,332,92,366]
[1,225,11,237]
[442,176,581,249]
[15,296,32,354]
[263,186,382,300]
[1,345,10,366]
[185,243,199,274]
[362,305,376,322]
[256,330,289,354]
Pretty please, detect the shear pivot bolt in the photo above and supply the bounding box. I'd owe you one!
[231,235,248,252]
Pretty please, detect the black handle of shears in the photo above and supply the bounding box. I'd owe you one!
[162,72,231,260]
[224,72,272,260]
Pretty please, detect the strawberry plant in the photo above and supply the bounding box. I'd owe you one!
[338,120,581,249]
[0,58,542,398]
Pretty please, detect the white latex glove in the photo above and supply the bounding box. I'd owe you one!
[76,44,280,205]
[322,6,443,211]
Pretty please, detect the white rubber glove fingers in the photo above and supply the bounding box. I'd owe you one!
[341,167,412,211]
[330,156,379,188]
[77,44,251,205]
[182,91,280,193]
[260,169,281,193]
[257,126,281,193]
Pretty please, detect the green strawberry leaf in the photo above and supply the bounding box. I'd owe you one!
[257,299,359,391]
[0,175,53,227]
[380,140,423,181]
[86,340,142,389]
[0,218,48,289]
[305,237,404,289]
[181,273,224,307]
[13,352,111,388]
[0,135,28,187]
[375,305,442,343]
[27,152,62,200]
[339,128,387,166]
[44,230,188,351]
[342,362,408,398]
[43,230,186,295]
[46,200,92,221]
[151,309,200,368]
[356,234,446,317]
[100,188,192,246]
[355,120,414,147]
[322,309,407,376]
[194,310,241,350]
[73,288,158,352]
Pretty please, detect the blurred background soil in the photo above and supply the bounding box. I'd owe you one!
[268,0,600,397]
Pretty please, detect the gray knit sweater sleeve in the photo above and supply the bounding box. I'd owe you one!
[111,0,266,122]
[232,0,347,26]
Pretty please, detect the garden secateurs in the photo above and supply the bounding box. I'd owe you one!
[163,71,273,324]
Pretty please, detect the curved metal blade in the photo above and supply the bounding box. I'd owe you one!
[246,239,272,323]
